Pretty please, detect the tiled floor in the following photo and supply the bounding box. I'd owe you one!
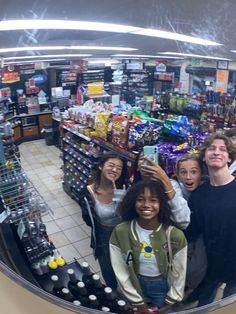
[19,139,101,276]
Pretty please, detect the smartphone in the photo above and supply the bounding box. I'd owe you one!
[143,146,158,164]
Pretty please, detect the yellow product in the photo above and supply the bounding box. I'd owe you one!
[56,257,66,266]
[95,112,111,140]
[87,82,104,95]
[48,260,58,269]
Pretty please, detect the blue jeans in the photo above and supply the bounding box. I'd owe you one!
[198,278,236,306]
[95,223,117,290]
[138,275,169,308]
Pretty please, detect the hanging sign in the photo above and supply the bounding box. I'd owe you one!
[215,70,229,93]
[155,62,167,72]
[70,60,88,73]
[2,65,20,83]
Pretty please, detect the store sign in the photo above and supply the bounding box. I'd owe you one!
[32,74,47,84]
[19,64,35,75]
[215,69,229,93]
[2,65,20,83]
[154,72,173,81]
[191,59,201,67]
[126,63,144,70]
[70,60,88,73]
[155,62,167,72]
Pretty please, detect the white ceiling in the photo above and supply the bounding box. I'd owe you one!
[1,0,236,63]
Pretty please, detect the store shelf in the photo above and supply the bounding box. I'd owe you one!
[63,149,93,169]
[62,126,90,142]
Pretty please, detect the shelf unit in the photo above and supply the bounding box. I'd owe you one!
[60,124,137,200]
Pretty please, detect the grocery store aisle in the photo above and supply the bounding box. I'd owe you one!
[18,139,101,275]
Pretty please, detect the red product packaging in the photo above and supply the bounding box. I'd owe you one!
[112,115,129,148]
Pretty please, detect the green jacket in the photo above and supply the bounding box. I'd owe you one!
[109,220,187,306]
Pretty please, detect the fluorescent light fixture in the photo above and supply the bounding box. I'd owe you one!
[0,46,137,54]
[4,54,92,61]
[4,59,66,65]
[0,20,140,33]
[159,52,231,61]
[230,50,236,53]
[87,59,119,66]
[132,29,222,46]
[112,54,184,59]
[0,19,222,47]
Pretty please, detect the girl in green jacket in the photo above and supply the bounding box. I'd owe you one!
[110,180,187,313]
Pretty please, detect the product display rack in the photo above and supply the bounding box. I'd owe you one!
[60,123,137,201]
[81,70,105,85]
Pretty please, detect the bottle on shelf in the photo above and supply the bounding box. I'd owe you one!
[76,281,90,306]
[88,294,101,310]
[101,306,111,312]
[103,287,118,311]
[117,300,131,314]
[92,273,105,301]
[73,300,81,306]
[67,268,81,298]
[81,261,94,293]
[50,275,65,299]
[61,288,74,302]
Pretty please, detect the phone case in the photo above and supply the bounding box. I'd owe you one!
[143,146,158,163]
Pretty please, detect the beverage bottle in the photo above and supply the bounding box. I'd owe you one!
[61,288,74,302]
[73,300,81,306]
[81,261,94,293]
[88,294,101,309]
[117,300,131,314]
[76,281,90,306]
[103,287,118,311]
[67,268,81,298]
[91,274,105,301]
[101,306,111,312]
[50,275,65,299]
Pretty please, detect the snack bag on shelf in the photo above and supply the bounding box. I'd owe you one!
[94,111,111,140]
[112,115,129,148]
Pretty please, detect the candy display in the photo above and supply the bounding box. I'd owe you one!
[128,121,162,151]
[157,132,209,176]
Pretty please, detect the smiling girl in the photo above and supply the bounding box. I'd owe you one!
[79,152,128,289]
[110,180,187,313]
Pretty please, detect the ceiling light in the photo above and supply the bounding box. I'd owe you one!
[0,20,140,33]
[4,54,92,61]
[4,59,66,65]
[0,46,137,54]
[87,59,119,66]
[132,29,222,46]
[159,52,231,61]
[112,54,184,59]
[0,20,222,47]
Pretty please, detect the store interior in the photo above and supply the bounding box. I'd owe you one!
[1,1,236,313]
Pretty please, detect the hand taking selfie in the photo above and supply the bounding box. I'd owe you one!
[140,157,175,199]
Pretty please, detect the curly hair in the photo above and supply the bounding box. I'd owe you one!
[88,152,129,191]
[199,133,236,163]
[118,179,172,225]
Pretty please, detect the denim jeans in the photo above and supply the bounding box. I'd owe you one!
[95,222,117,290]
[198,278,236,306]
[138,275,169,308]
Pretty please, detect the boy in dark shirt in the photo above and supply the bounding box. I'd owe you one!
[186,133,236,306]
